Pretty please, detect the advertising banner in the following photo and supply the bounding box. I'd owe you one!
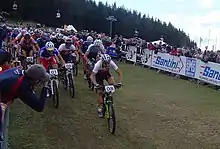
[126,46,137,63]
[195,60,220,86]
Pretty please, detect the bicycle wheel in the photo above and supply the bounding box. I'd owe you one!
[52,80,59,108]
[62,74,68,90]
[74,64,78,76]
[68,73,75,99]
[107,99,116,134]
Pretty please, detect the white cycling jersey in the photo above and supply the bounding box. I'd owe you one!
[58,43,76,52]
[92,60,118,74]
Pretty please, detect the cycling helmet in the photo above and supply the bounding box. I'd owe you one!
[21,29,27,34]
[45,41,55,51]
[94,39,102,47]
[65,38,73,44]
[57,33,63,39]
[25,64,50,82]
[24,33,31,39]
[87,36,93,43]
[101,54,111,63]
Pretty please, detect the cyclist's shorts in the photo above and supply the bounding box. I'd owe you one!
[96,70,112,85]
[22,46,33,55]
[40,56,57,70]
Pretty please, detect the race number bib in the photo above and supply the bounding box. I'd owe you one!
[65,63,73,69]
[105,85,115,93]
[49,69,58,75]
[26,57,34,63]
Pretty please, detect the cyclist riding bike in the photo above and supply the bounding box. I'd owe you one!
[81,36,93,77]
[52,33,64,49]
[84,39,105,79]
[58,38,79,64]
[36,33,50,49]
[18,33,40,57]
[13,29,26,45]
[90,54,123,118]
[39,41,65,71]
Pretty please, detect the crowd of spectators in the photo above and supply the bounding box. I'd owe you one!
[121,37,220,64]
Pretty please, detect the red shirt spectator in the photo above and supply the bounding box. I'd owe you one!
[170,48,178,56]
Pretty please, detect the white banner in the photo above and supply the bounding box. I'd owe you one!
[141,49,152,66]
[195,60,220,86]
[151,52,184,74]
[126,46,136,63]
[124,46,220,87]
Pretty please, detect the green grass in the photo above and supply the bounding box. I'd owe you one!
[8,62,220,149]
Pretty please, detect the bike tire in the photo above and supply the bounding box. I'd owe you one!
[74,64,78,76]
[107,101,116,134]
[52,80,59,108]
[68,74,75,99]
[63,75,68,90]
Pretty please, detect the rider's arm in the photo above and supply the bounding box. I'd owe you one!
[110,60,122,83]
[55,49,65,66]
[32,38,40,52]
[17,82,47,112]
[84,44,92,62]
[90,60,102,86]
[71,45,79,62]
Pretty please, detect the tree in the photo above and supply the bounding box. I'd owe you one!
[1,0,196,47]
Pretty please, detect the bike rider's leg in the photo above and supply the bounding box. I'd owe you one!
[96,72,105,118]
[21,49,27,57]
[82,55,87,78]
[107,76,115,85]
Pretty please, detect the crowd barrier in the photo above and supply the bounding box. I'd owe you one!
[123,46,220,87]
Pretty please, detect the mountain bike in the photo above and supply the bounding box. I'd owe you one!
[69,53,78,76]
[85,58,96,90]
[62,63,75,99]
[48,68,59,108]
[98,84,123,134]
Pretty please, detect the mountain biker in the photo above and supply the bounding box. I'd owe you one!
[39,41,65,71]
[90,54,123,118]
[84,39,105,79]
[58,37,79,63]
[81,36,93,77]
[18,33,40,57]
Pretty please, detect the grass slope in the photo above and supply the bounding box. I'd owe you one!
[8,63,220,149]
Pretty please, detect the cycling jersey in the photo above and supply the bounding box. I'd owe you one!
[92,60,118,74]
[58,43,76,63]
[82,41,92,54]
[36,38,50,49]
[85,44,105,60]
[19,37,37,49]
[0,68,47,111]
[58,43,76,52]
[39,47,59,70]
[39,47,59,59]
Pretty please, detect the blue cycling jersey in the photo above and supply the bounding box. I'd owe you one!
[0,68,47,112]
[39,47,59,58]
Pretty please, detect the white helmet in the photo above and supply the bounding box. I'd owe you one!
[87,36,93,43]
[45,41,55,51]
[94,39,102,47]
[101,54,111,63]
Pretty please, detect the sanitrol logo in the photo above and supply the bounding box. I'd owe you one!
[200,66,220,80]
[153,56,184,72]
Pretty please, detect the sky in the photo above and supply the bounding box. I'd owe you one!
[95,0,220,50]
